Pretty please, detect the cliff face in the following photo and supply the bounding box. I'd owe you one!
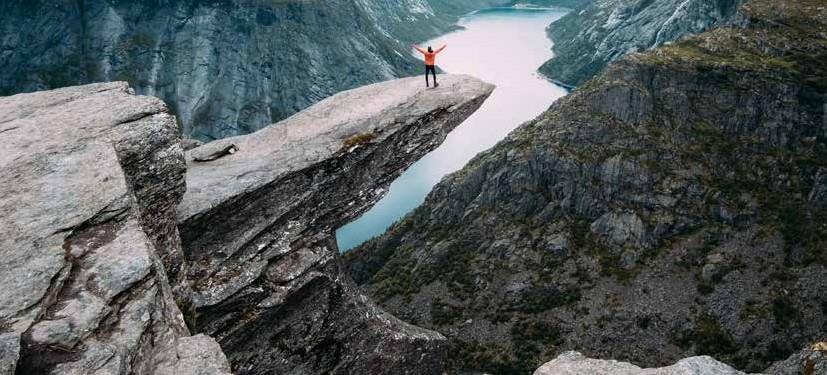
[345,0,827,373]
[0,0,468,141]
[176,75,494,374]
[0,0,536,142]
[540,0,744,87]
[0,82,229,374]
[0,75,493,374]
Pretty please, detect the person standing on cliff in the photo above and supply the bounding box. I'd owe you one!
[413,44,447,88]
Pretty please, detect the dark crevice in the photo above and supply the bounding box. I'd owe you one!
[0,126,20,135]
[95,270,157,342]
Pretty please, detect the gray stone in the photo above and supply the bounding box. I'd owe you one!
[0,333,20,374]
[191,143,238,162]
[767,343,827,375]
[0,82,227,374]
[534,351,753,375]
[590,210,647,247]
[28,292,109,348]
[177,74,493,374]
[155,335,232,375]
[808,168,827,202]
[701,253,727,281]
[181,138,205,151]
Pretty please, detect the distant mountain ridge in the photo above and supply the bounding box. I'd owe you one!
[540,0,744,87]
[0,0,583,141]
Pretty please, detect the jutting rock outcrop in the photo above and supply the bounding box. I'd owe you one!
[540,0,745,87]
[0,82,229,374]
[346,0,826,373]
[0,74,494,374]
[177,75,494,374]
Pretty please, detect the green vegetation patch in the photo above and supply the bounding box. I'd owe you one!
[430,298,464,326]
[449,340,526,375]
[771,295,801,329]
[569,217,640,284]
[507,285,582,314]
[371,245,420,302]
[176,297,198,332]
[678,314,738,357]
[445,319,563,374]
[510,318,563,373]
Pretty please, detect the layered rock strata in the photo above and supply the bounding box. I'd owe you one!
[177,75,494,374]
[0,82,229,374]
[540,0,744,87]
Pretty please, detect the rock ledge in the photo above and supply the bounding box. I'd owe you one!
[178,74,494,374]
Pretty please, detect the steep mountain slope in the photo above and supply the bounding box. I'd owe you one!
[177,75,494,374]
[540,0,744,87]
[0,0,577,141]
[0,0,455,140]
[0,75,493,373]
[345,0,827,373]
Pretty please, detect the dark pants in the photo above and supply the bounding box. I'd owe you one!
[425,65,437,87]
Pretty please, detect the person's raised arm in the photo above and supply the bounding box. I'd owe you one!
[412,44,426,54]
[435,44,447,54]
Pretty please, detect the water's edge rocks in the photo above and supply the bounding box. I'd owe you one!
[177,75,494,374]
[0,82,230,374]
[540,0,745,87]
[346,0,826,373]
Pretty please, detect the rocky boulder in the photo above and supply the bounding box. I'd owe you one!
[0,82,228,374]
[767,342,827,375]
[534,351,753,375]
[176,75,494,374]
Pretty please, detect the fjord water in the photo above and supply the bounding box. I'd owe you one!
[336,7,570,251]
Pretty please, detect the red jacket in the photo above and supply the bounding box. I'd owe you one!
[414,45,446,66]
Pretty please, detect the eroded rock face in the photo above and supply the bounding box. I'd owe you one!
[534,351,752,375]
[176,75,494,374]
[540,0,745,87]
[768,343,827,375]
[0,0,508,141]
[346,1,827,373]
[0,82,228,374]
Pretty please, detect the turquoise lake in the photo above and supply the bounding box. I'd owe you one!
[336,7,570,251]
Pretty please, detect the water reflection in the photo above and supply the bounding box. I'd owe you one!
[336,7,570,251]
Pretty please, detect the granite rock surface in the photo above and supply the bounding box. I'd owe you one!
[0,82,229,374]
